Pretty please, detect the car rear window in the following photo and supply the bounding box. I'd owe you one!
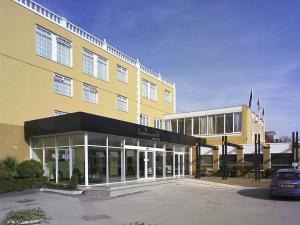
[277,172,300,180]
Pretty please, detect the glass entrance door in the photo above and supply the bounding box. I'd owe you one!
[139,151,154,179]
[175,153,184,176]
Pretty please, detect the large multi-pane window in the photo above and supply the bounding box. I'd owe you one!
[83,83,98,104]
[234,112,242,132]
[207,115,215,134]
[140,114,149,126]
[200,116,207,134]
[36,26,72,66]
[116,95,128,112]
[193,117,200,135]
[216,114,224,134]
[225,113,233,133]
[178,118,184,134]
[164,90,171,102]
[36,26,52,59]
[83,49,94,75]
[57,37,71,66]
[142,79,156,101]
[165,120,172,131]
[185,118,192,135]
[97,56,108,81]
[117,65,128,83]
[53,74,72,97]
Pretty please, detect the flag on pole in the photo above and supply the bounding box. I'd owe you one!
[262,108,264,117]
[257,96,260,112]
[249,88,253,108]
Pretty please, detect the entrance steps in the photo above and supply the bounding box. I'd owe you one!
[80,178,181,198]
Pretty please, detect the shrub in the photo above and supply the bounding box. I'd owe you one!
[0,162,10,180]
[212,169,221,177]
[200,165,208,176]
[17,160,43,179]
[69,175,78,190]
[0,207,50,225]
[0,177,47,193]
[2,156,17,179]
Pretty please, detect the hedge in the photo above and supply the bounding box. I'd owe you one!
[0,177,47,193]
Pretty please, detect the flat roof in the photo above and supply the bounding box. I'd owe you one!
[24,112,202,146]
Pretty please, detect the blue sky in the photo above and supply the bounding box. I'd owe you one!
[36,0,300,137]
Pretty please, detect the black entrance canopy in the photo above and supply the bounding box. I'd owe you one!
[24,112,205,146]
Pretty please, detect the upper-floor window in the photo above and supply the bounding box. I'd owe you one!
[54,110,67,116]
[164,90,171,102]
[36,26,72,67]
[117,65,128,83]
[53,74,72,97]
[82,49,109,82]
[116,95,128,112]
[97,56,108,81]
[83,83,98,104]
[140,114,149,126]
[154,119,162,129]
[83,49,94,75]
[142,79,156,101]
[165,120,172,131]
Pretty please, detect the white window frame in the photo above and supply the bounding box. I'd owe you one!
[142,79,157,101]
[116,95,128,112]
[53,110,67,116]
[53,74,73,97]
[154,118,162,129]
[82,83,98,104]
[140,114,150,126]
[116,65,128,83]
[36,25,72,67]
[164,90,171,102]
[97,56,109,82]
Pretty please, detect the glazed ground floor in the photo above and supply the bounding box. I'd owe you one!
[31,132,192,186]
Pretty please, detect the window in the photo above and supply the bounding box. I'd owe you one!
[165,120,172,131]
[207,115,215,134]
[193,117,200,135]
[53,74,72,97]
[185,118,192,135]
[54,110,67,116]
[142,80,156,101]
[171,119,177,133]
[164,90,171,102]
[200,116,207,134]
[178,118,184,134]
[57,37,71,66]
[83,83,98,103]
[97,56,108,81]
[116,95,128,112]
[234,112,242,132]
[36,26,72,66]
[83,49,94,75]
[154,119,162,129]
[225,113,233,133]
[140,114,149,126]
[36,26,52,59]
[216,114,224,134]
[117,65,128,83]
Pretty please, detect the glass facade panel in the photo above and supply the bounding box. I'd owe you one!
[31,137,43,148]
[88,147,106,184]
[109,148,122,182]
[147,152,154,178]
[184,154,190,175]
[88,133,107,146]
[234,112,242,132]
[139,151,145,178]
[71,133,84,146]
[125,149,137,181]
[72,147,85,185]
[185,118,192,135]
[201,155,213,170]
[166,152,173,177]
[207,115,215,134]
[216,114,224,134]
[58,148,69,182]
[271,153,292,170]
[193,117,199,135]
[44,136,55,147]
[32,149,43,163]
[171,120,177,133]
[178,118,184,134]
[156,151,164,178]
[44,148,55,181]
[108,135,124,147]
[200,116,207,134]
[56,135,69,146]
[139,139,155,147]
[155,142,164,148]
[125,137,138,146]
[225,113,233,133]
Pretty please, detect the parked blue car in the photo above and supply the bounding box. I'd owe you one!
[269,168,300,198]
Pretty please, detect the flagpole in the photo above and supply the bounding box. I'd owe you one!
[249,88,254,144]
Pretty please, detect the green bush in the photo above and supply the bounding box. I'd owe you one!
[212,169,221,177]
[1,156,17,179]
[0,162,10,180]
[200,165,208,176]
[0,177,47,193]
[17,160,43,179]
[69,175,78,190]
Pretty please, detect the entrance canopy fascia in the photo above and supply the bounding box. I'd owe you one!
[24,112,203,146]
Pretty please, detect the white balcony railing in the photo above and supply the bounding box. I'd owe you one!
[13,0,174,87]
